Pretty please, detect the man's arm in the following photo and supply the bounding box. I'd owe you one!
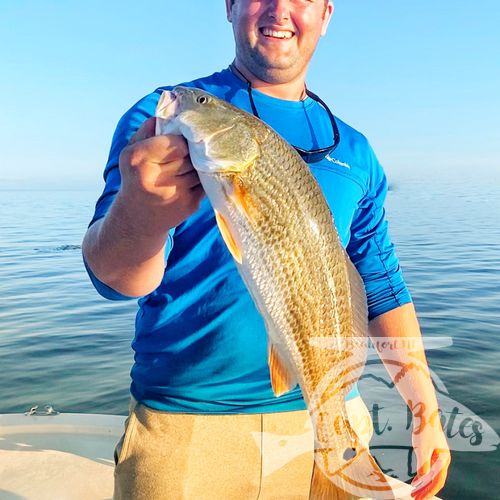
[342,140,449,499]
[82,197,169,298]
[83,117,204,298]
[369,303,451,500]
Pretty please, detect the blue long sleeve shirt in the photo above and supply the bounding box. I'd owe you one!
[86,68,412,414]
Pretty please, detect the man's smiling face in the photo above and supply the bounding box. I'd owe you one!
[226,0,333,84]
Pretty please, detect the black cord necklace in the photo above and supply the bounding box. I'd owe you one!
[229,62,340,163]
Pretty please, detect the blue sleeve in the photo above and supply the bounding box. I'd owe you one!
[85,90,176,300]
[346,146,412,320]
[83,258,137,301]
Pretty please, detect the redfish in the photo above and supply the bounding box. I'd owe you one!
[155,87,395,499]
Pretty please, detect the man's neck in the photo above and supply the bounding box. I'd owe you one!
[230,60,307,101]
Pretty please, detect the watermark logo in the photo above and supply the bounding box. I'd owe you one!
[251,336,499,498]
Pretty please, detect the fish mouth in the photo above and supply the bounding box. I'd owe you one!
[156,89,199,142]
[156,90,180,122]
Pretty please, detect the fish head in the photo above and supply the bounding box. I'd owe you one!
[155,86,261,175]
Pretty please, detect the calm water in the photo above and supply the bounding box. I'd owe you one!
[1,174,499,499]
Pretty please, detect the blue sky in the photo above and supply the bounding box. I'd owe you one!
[1,0,498,189]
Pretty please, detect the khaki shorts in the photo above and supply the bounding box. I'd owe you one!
[113,395,373,500]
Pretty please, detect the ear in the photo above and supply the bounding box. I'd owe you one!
[225,0,233,22]
[321,1,334,36]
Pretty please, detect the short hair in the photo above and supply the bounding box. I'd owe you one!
[230,0,329,6]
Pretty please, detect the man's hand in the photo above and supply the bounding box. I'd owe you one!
[410,409,451,500]
[82,116,205,297]
[116,116,205,235]
[368,304,451,500]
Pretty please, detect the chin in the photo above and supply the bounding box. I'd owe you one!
[249,55,304,83]
[260,65,304,84]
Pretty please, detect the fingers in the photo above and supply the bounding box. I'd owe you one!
[122,116,189,166]
[167,157,197,177]
[115,118,204,229]
[189,184,206,207]
[411,449,451,500]
[123,134,189,166]
[412,462,448,500]
[155,161,201,190]
[416,459,430,479]
[411,447,431,486]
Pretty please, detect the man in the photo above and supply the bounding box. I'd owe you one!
[83,1,450,499]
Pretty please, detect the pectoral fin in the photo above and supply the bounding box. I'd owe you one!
[214,209,242,264]
[230,181,256,225]
[269,343,298,397]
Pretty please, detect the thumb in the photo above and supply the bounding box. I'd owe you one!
[128,116,157,145]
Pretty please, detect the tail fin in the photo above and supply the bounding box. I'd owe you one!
[310,446,396,500]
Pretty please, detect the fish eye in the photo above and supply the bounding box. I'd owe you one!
[197,95,209,104]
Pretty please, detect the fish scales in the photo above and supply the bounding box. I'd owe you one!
[236,129,355,400]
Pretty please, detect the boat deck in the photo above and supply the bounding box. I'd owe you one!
[0,412,122,500]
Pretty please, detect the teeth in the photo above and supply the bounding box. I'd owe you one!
[261,28,293,39]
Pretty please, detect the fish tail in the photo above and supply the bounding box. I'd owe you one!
[309,462,360,500]
[310,433,395,500]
